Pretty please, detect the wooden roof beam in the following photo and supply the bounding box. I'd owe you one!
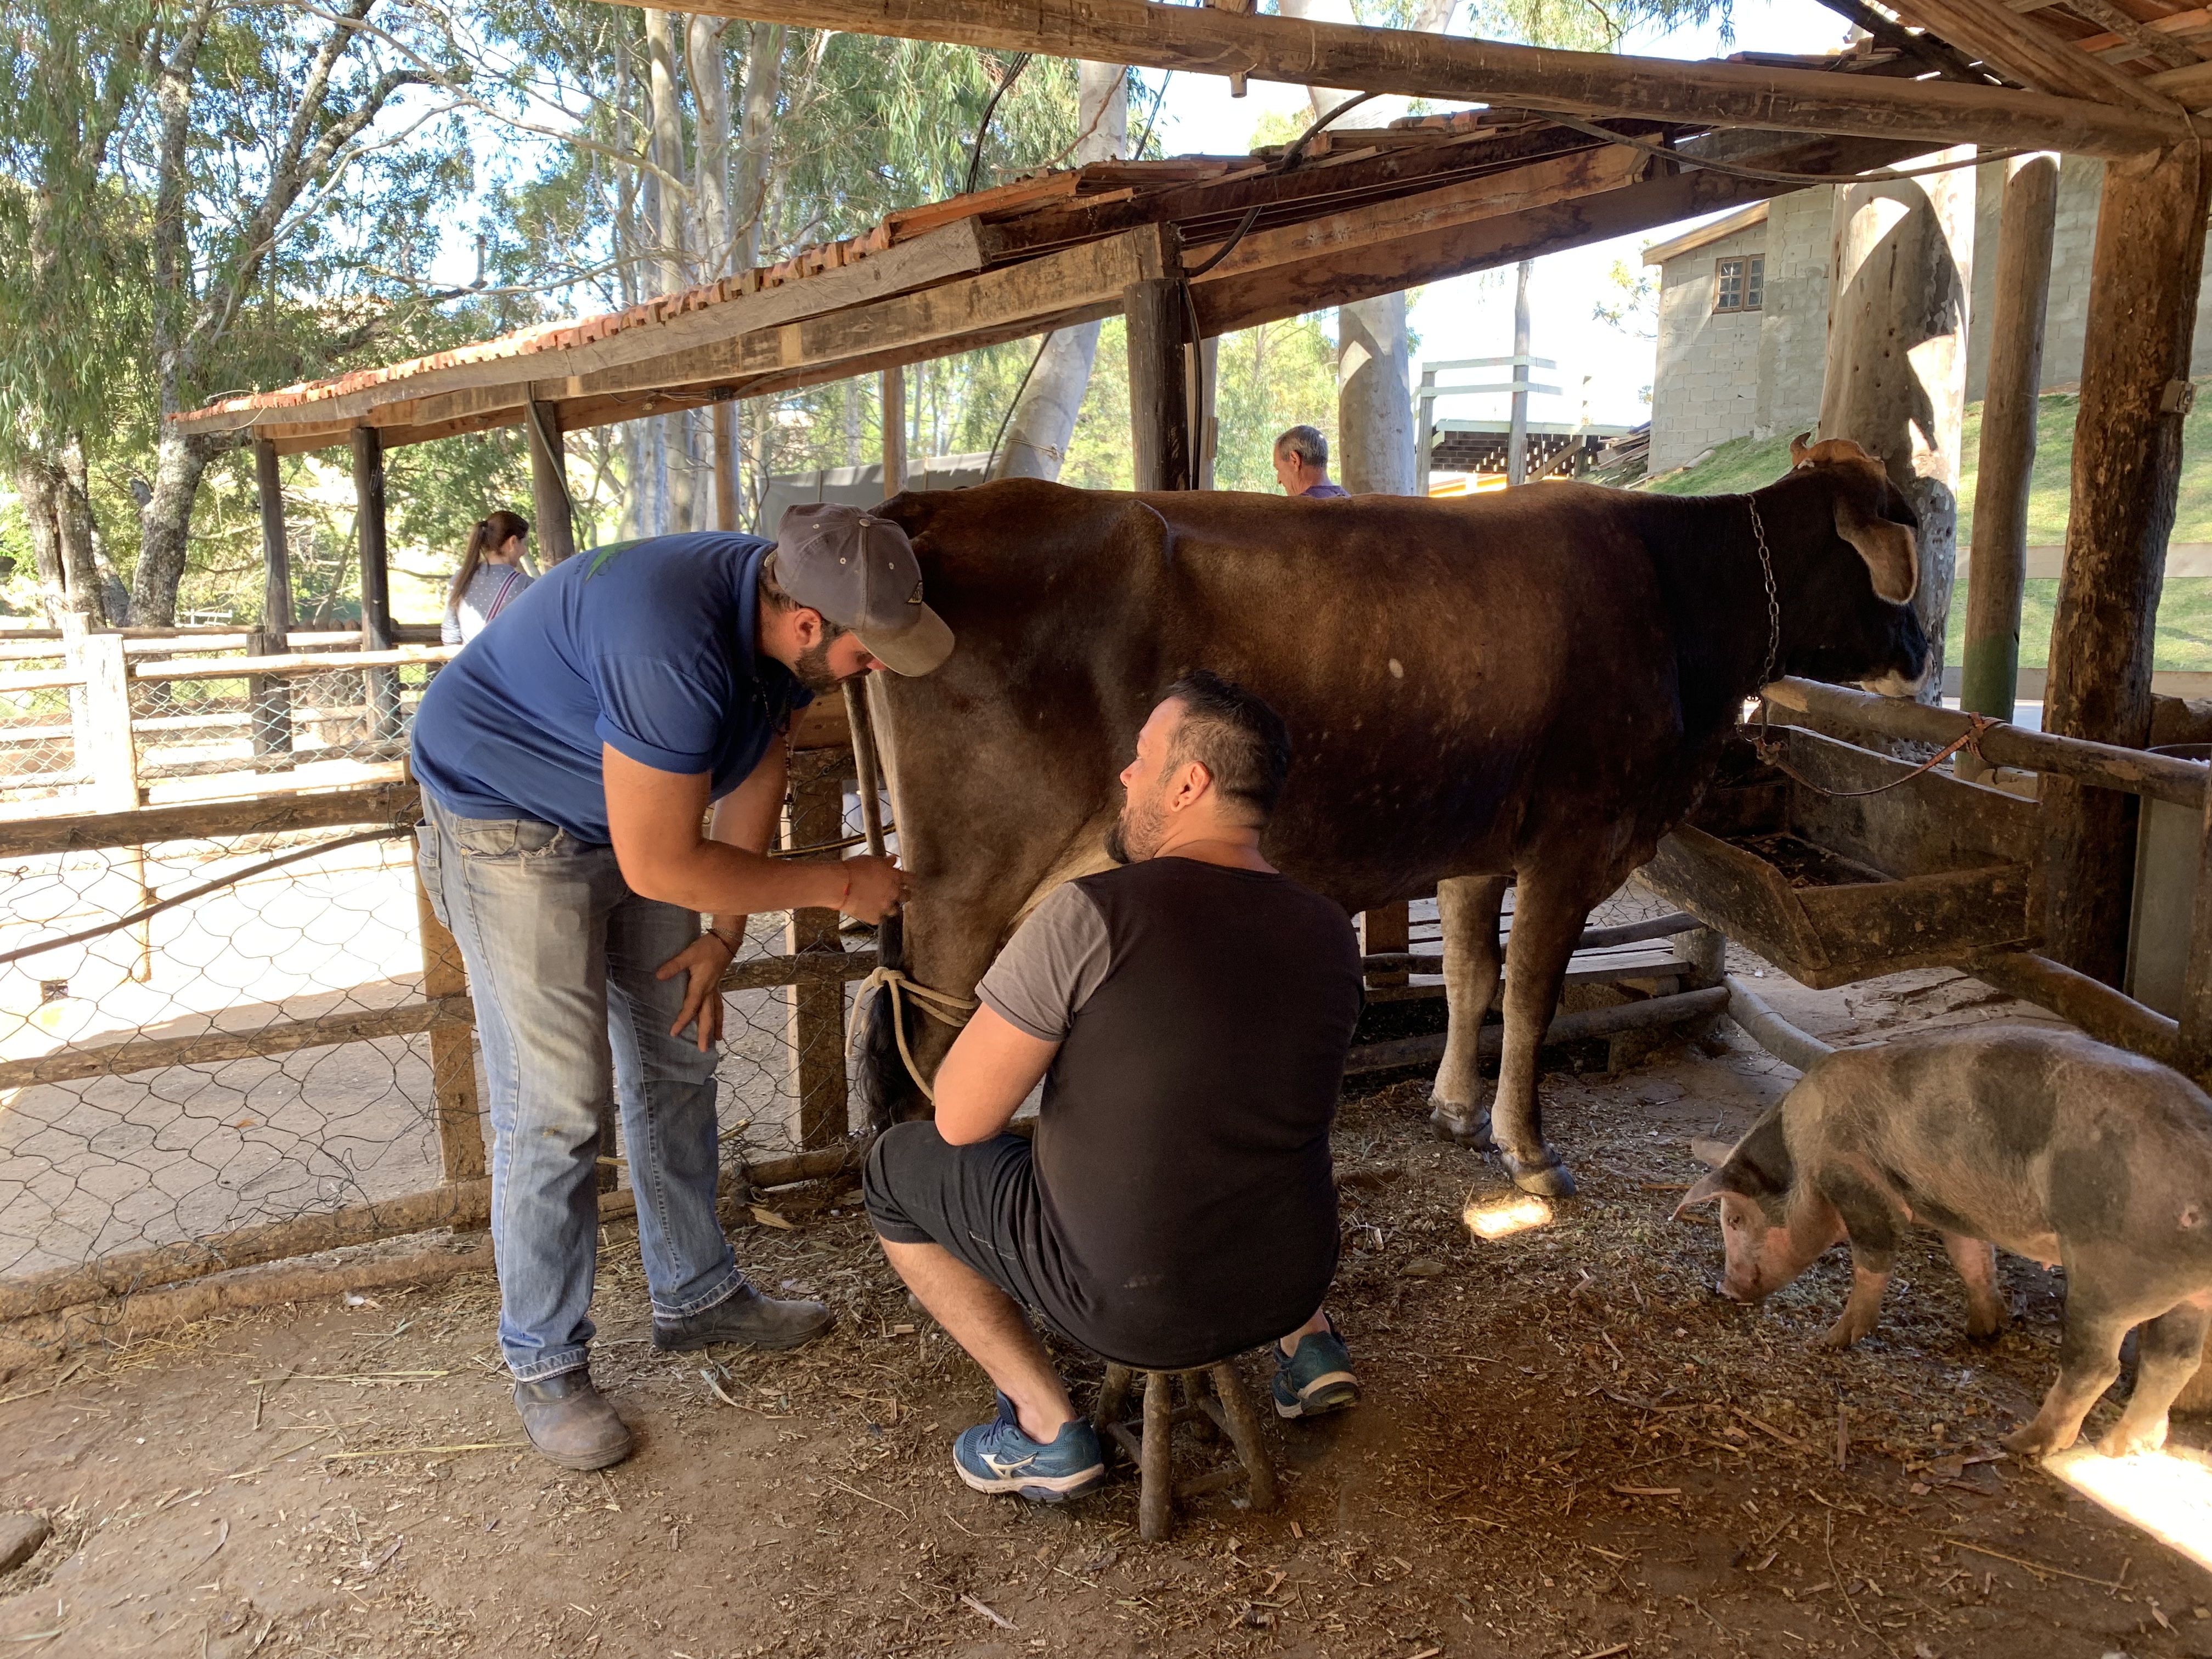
[591,0,2187,155]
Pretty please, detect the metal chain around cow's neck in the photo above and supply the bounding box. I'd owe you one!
[1744,494,1782,692]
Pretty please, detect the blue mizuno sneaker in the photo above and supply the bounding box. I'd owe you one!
[952,1393,1107,1502]
[1273,1321,1361,1419]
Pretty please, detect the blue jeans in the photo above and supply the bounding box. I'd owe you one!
[417,795,746,1380]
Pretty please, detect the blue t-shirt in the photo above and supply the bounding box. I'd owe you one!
[410,533,809,845]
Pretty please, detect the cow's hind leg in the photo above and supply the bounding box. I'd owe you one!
[1489,866,1605,1198]
[1429,875,1510,1149]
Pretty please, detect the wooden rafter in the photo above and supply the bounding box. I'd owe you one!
[1889,0,2183,102]
[589,0,2186,154]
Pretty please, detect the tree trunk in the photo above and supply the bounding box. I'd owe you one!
[1280,0,1436,499]
[990,61,1128,483]
[691,14,738,526]
[1816,150,1975,704]
[128,426,221,624]
[734,23,785,271]
[12,450,101,627]
[645,8,691,533]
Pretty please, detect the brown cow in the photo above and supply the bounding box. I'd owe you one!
[857,441,1927,1195]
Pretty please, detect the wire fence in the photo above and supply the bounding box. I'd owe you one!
[0,755,878,1336]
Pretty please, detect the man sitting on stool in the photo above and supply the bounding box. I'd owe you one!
[864,670,1364,1502]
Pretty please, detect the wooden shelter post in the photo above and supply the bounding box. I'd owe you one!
[350,425,402,741]
[712,398,740,531]
[526,398,579,563]
[1959,153,2059,741]
[1126,275,1193,491]
[2042,142,2212,984]
[250,436,295,760]
[882,368,906,497]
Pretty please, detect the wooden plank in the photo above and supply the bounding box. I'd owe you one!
[1363,901,1410,988]
[1763,678,2207,806]
[1889,0,2181,105]
[719,950,879,994]
[131,646,459,682]
[2042,139,2212,982]
[77,633,139,814]
[171,218,992,441]
[0,997,469,1092]
[1192,134,1920,338]
[1344,985,1729,1075]
[592,0,2188,154]
[1187,140,1644,287]
[563,224,1175,405]
[2146,56,2212,99]
[0,782,420,856]
[0,1177,494,1324]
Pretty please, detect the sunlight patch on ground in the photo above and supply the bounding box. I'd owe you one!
[2045,1442,2212,1576]
[1463,1194,1553,1240]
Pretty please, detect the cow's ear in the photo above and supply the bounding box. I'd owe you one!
[1833,488,1917,605]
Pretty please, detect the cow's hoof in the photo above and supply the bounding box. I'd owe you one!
[1428,1101,1492,1149]
[1502,1152,1576,1198]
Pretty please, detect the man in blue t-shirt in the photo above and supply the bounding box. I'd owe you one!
[411,503,951,1471]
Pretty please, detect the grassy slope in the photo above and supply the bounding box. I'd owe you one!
[1638,387,2212,671]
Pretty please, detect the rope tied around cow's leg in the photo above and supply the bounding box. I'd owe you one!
[847,966,979,1106]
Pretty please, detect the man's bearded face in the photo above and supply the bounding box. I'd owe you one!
[1107,768,1171,865]
[793,632,846,696]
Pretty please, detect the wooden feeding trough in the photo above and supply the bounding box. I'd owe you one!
[1640,725,2044,990]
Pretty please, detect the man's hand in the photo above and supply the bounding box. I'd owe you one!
[657,933,733,1051]
[840,853,910,923]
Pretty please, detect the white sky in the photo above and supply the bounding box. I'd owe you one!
[1150,0,1854,427]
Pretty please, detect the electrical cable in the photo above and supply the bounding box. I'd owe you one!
[964,53,1034,197]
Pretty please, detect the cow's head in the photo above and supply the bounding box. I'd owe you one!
[1767,435,1929,697]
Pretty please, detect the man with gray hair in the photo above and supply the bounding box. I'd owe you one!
[1272,425,1348,499]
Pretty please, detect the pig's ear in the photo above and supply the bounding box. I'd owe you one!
[1673,1169,1730,1220]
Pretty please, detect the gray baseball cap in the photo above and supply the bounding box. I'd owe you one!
[773,503,954,676]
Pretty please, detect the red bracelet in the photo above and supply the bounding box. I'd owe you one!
[840,871,853,912]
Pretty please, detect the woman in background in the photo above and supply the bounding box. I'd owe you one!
[443,510,534,645]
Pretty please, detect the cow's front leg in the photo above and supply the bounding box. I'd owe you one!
[1490,867,1602,1198]
[1429,875,1509,1149]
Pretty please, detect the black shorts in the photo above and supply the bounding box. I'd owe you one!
[864,1122,1069,1329]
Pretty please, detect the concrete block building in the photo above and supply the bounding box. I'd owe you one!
[1643,159,2212,476]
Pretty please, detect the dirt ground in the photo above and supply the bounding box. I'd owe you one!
[4,966,2210,1658]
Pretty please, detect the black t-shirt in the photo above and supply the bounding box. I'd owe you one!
[975,857,1363,1368]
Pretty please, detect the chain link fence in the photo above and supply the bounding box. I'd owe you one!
[0,749,879,1347]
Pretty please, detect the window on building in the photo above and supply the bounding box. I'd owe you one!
[1714,255,1764,313]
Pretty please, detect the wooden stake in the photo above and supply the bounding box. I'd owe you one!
[786,769,850,1148]
[2042,142,2212,984]
[415,870,485,1182]
[1959,153,2059,738]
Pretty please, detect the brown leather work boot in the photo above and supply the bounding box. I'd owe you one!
[514,1370,633,1471]
[651,1283,833,1352]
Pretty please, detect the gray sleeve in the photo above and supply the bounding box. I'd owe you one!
[975,883,1113,1042]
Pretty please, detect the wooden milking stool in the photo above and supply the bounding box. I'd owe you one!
[1092,1359,1279,1542]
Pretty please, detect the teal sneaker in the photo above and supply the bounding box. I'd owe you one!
[1273,1322,1361,1419]
[952,1393,1107,1502]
